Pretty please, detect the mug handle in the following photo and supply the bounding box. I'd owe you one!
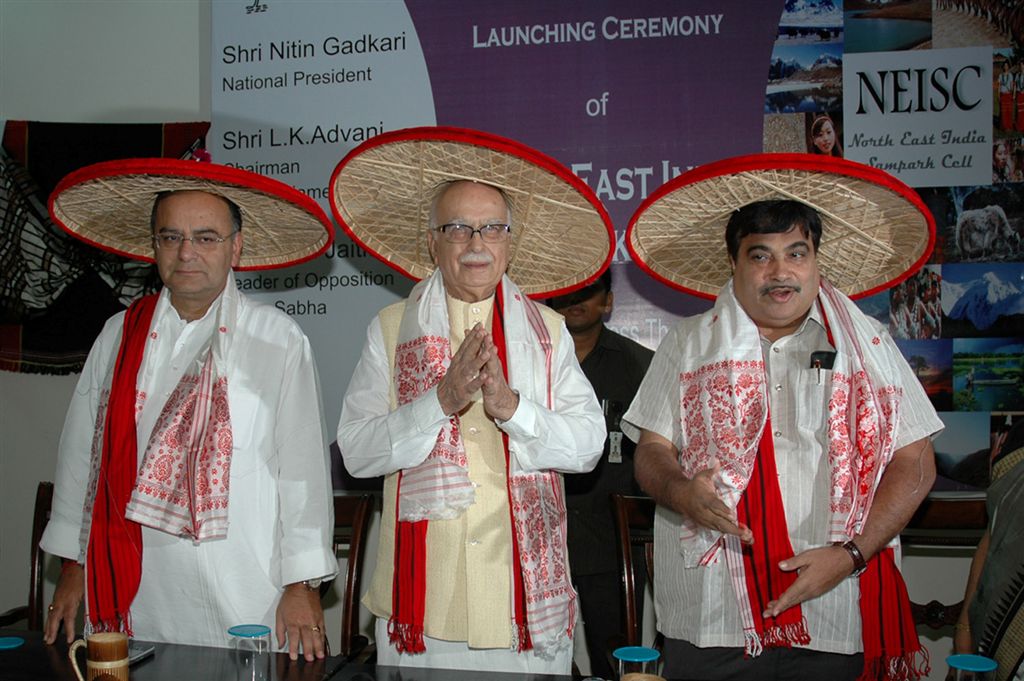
[68,638,86,681]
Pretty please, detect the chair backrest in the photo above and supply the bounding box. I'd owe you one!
[901,495,978,630]
[330,493,375,657]
[28,481,54,630]
[611,493,656,647]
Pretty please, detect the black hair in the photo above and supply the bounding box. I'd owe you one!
[725,200,822,261]
[546,268,612,308]
[150,190,243,234]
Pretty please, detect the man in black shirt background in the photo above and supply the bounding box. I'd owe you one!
[549,269,654,679]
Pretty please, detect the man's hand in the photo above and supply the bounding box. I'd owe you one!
[275,583,326,661]
[762,545,853,618]
[436,324,489,416]
[634,431,753,543]
[678,463,753,543]
[479,335,518,421]
[44,562,84,645]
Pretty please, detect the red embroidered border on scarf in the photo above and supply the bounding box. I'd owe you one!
[819,302,929,681]
[389,280,531,652]
[735,414,811,651]
[86,294,158,634]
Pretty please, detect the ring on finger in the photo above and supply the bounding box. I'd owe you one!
[310,625,321,633]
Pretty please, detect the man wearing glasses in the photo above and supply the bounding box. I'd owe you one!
[335,128,613,674]
[40,160,337,661]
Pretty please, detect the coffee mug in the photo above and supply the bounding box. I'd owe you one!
[69,632,130,681]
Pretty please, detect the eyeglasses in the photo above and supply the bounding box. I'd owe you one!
[153,229,238,251]
[434,223,511,243]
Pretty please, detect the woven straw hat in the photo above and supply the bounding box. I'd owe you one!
[329,126,615,297]
[627,153,935,299]
[48,158,333,270]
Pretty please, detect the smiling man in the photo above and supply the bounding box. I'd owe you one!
[623,156,944,681]
[40,159,336,661]
[333,128,613,675]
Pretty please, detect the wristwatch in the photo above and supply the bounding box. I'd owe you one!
[837,539,868,577]
[301,577,324,590]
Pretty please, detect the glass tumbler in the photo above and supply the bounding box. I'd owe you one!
[228,624,271,681]
[612,645,662,681]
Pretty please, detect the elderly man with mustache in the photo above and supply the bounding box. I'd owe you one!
[334,128,612,675]
[622,156,944,681]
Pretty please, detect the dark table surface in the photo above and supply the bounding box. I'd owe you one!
[0,628,343,681]
[0,629,574,681]
[331,665,571,681]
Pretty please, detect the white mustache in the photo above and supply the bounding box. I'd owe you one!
[459,253,494,265]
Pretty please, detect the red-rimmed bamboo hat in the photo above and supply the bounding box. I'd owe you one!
[48,158,333,271]
[329,126,615,298]
[627,153,935,299]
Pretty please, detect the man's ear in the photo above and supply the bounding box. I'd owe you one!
[426,229,437,265]
[232,231,244,268]
[603,291,614,315]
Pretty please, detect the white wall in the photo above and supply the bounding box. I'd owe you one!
[0,0,363,651]
[0,2,975,678]
[1,0,208,123]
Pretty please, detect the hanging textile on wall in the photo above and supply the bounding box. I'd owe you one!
[0,121,209,374]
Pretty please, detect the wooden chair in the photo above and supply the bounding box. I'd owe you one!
[324,493,375,659]
[0,481,54,630]
[900,494,986,629]
[610,494,656,648]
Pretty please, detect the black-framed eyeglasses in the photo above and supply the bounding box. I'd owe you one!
[434,223,511,243]
[153,229,239,251]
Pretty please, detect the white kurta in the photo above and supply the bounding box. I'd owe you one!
[41,281,336,647]
[623,303,944,654]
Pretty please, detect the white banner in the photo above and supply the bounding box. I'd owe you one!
[212,1,433,422]
[843,46,992,188]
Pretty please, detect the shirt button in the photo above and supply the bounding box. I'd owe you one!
[472,307,481,315]
[468,539,481,546]
[468,427,479,435]
[772,347,781,354]
[775,384,782,392]
[774,430,782,437]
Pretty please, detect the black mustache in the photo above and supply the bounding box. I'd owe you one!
[759,283,801,295]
